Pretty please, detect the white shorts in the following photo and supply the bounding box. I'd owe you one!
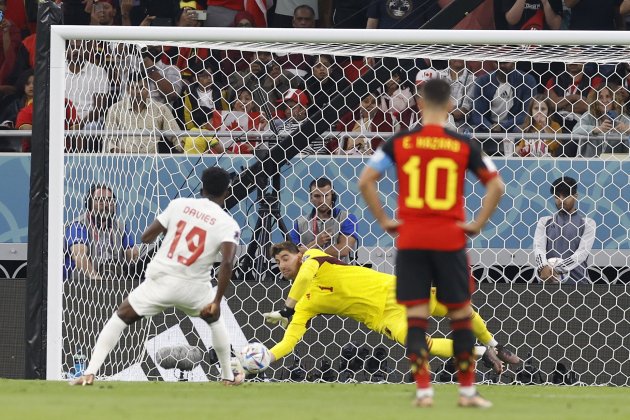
[127,276,215,317]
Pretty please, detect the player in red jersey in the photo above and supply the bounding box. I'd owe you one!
[359,79,504,408]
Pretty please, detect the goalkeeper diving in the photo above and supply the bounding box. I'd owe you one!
[263,242,521,372]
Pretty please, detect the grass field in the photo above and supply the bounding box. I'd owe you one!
[1,379,628,420]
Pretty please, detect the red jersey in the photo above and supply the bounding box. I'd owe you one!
[377,124,498,250]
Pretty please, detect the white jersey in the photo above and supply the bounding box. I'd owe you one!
[146,197,240,282]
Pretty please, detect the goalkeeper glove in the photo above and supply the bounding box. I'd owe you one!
[554,259,569,274]
[263,307,295,328]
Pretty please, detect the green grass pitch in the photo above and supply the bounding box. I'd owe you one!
[1,379,628,420]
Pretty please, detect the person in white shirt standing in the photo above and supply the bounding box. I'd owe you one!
[71,167,244,386]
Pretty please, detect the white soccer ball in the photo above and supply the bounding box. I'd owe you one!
[547,258,569,283]
[239,342,271,374]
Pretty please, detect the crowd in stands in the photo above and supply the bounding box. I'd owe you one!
[1,0,630,157]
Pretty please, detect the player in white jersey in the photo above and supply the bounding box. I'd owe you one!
[71,167,244,386]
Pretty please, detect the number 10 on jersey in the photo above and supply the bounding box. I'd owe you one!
[402,156,459,211]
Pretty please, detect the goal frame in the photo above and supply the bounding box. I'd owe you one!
[46,26,630,380]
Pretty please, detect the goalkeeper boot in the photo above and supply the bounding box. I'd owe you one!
[496,344,521,365]
[69,374,94,386]
[481,347,503,374]
[458,393,493,409]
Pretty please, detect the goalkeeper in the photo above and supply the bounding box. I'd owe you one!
[264,242,520,371]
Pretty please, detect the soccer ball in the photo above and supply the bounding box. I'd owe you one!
[239,342,271,374]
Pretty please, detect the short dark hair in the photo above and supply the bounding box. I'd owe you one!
[550,176,578,197]
[202,167,231,197]
[309,177,333,192]
[270,241,300,257]
[422,78,451,107]
[294,4,316,17]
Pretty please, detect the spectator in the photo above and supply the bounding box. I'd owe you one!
[14,98,80,151]
[0,68,32,128]
[292,4,316,27]
[3,0,30,33]
[440,59,475,129]
[162,6,211,84]
[397,69,456,131]
[571,84,630,156]
[333,91,394,154]
[204,0,246,27]
[366,0,440,29]
[174,61,228,154]
[229,52,291,110]
[515,94,562,157]
[289,177,358,263]
[273,1,319,27]
[305,54,349,132]
[546,62,599,129]
[102,71,182,154]
[502,0,562,30]
[65,40,109,127]
[176,61,228,124]
[233,10,255,26]
[0,0,22,97]
[274,6,316,75]
[222,88,269,154]
[64,184,139,280]
[378,68,415,122]
[566,0,623,30]
[534,176,596,284]
[141,46,183,105]
[273,88,310,135]
[469,61,536,155]
[89,0,123,26]
[319,0,368,28]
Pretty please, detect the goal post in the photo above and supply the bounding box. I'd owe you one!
[41,24,630,384]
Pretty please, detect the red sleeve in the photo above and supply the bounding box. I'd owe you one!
[64,99,80,128]
[545,78,555,90]
[15,103,33,128]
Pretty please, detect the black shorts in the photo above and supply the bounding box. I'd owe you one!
[395,249,474,309]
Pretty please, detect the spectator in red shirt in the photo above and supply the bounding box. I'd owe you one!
[0,68,32,128]
[15,99,80,152]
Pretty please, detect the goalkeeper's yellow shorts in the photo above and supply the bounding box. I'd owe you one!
[377,286,448,344]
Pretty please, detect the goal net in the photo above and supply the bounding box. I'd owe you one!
[46,26,630,385]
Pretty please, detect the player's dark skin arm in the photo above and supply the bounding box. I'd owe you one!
[201,242,237,323]
[114,219,169,325]
[359,166,400,234]
[141,219,167,243]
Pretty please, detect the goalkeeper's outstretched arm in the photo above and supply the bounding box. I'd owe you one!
[268,306,316,362]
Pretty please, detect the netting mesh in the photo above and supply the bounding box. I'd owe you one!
[58,35,630,385]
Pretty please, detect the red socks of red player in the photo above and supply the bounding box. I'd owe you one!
[451,317,476,387]
[407,317,431,390]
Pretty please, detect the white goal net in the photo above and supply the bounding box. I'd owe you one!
[47,27,630,385]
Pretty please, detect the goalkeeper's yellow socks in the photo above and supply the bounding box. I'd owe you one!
[428,337,488,358]
[471,310,497,347]
[428,337,451,358]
